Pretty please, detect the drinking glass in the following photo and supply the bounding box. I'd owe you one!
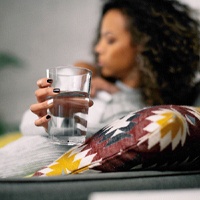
[47,65,92,145]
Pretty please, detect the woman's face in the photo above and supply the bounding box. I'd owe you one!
[95,9,138,81]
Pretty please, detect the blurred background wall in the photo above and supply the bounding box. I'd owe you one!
[0,0,199,134]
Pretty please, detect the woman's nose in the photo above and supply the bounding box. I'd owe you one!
[94,40,103,54]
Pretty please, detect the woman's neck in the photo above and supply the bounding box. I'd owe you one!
[121,68,141,88]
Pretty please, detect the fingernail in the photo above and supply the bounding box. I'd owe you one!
[46,115,51,119]
[53,88,60,93]
[47,79,53,83]
[47,99,53,105]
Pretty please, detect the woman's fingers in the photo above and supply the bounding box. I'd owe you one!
[30,98,53,129]
[35,78,60,103]
[35,87,60,103]
[34,114,51,130]
[30,99,54,116]
[37,78,53,88]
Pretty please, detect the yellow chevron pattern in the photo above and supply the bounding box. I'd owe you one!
[138,108,188,150]
[37,145,97,176]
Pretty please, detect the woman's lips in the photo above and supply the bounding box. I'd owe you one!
[97,60,104,67]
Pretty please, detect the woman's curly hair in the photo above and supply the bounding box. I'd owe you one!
[94,0,200,106]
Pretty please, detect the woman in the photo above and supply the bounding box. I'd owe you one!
[1,0,199,178]
[26,0,200,135]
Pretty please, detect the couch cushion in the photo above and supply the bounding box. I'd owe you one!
[33,105,200,176]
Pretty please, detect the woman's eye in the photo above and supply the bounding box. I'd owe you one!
[107,38,115,44]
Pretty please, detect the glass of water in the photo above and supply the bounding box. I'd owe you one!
[46,65,92,145]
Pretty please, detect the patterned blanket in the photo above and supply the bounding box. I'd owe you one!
[33,105,200,177]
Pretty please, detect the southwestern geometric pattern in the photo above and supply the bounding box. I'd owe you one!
[33,105,200,177]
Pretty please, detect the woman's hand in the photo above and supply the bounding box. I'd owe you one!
[30,78,60,130]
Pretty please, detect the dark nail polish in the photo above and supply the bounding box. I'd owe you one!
[46,115,51,119]
[53,88,60,93]
[47,79,53,83]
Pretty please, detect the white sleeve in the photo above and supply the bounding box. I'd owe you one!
[19,109,47,136]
